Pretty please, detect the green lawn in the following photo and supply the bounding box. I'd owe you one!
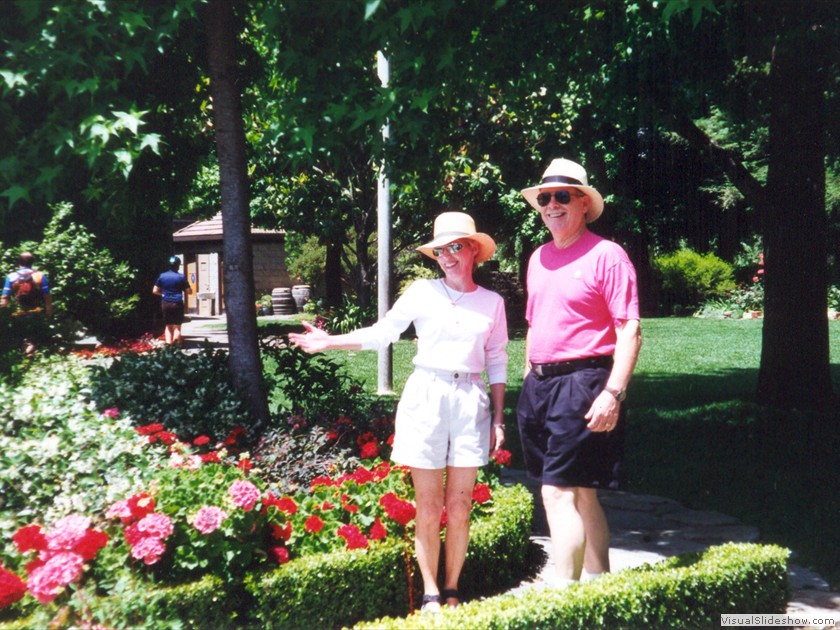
[328,317,840,588]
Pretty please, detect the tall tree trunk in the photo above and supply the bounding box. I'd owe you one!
[204,0,269,426]
[756,7,834,412]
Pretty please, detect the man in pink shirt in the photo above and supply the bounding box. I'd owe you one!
[517,158,642,587]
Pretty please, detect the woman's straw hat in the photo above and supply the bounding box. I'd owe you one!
[416,212,496,263]
[521,158,605,223]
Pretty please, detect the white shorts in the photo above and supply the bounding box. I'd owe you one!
[390,367,491,469]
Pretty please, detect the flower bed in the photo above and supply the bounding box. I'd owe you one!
[0,484,533,629]
[0,353,533,628]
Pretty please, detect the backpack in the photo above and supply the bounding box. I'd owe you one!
[11,269,43,309]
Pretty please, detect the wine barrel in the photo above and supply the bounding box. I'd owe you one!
[271,288,296,315]
[291,284,312,311]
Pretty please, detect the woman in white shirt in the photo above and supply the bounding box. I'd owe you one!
[289,211,508,613]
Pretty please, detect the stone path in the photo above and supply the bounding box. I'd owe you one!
[501,469,839,628]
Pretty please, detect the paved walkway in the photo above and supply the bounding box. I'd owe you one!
[181,316,839,627]
[501,469,839,628]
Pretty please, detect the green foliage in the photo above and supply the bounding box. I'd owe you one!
[653,246,736,312]
[357,543,790,629]
[0,357,167,560]
[829,285,840,311]
[6,203,140,336]
[261,342,372,423]
[87,345,254,442]
[322,295,378,335]
[284,233,326,287]
[132,465,273,584]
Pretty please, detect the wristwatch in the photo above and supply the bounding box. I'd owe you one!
[604,386,626,402]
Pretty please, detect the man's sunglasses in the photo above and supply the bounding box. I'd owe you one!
[536,190,582,206]
[432,242,465,257]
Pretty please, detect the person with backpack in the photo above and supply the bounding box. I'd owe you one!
[153,255,191,345]
[1,252,53,316]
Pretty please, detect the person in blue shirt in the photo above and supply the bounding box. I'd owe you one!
[153,256,191,345]
[1,252,53,316]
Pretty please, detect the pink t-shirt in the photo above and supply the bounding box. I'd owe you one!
[526,230,639,363]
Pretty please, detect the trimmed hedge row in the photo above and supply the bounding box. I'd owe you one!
[0,484,533,629]
[355,542,790,629]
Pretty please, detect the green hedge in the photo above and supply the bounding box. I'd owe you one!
[355,542,790,629]
[0,484,533,629]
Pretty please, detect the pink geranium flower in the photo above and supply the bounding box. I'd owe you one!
[269,546,290,565]
[46,515,92,552]
[136,513,174,539]
[27,552,84,604]
[191,506,228,535]
[129,536,167,566]
[229,480,261,512]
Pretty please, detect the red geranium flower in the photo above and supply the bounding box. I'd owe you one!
[491,449,512,467]
[472,483,492,504]
[304,515,325,534]
[193,435,211,446]
[237,458,253,472]
[359,441,379,460]
[352,466,375,485]
[74,529,109,561]
[200,451,221,464]
[379,493,416,527]
[336,524,369,550]
[136,423,164,436]
[0,564,27,609]
[13,525,46,554]
[369,517,388,541]
[149,431,177,445]
[127,494,156,520]
[269,546,290,565]
[271,522,292,542]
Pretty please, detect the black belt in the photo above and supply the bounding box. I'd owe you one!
[530,356,613,377]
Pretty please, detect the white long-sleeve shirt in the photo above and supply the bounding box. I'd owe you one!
[353,279,508,385]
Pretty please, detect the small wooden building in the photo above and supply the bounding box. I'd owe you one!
[172,214,291,315]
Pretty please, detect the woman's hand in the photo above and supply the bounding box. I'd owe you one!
[288,320,332,354]
[490,423,506,453]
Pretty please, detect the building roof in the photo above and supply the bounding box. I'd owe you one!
[173,213,284,243]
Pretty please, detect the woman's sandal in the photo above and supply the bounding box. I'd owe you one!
[420,593,442,614]
[442,588,460,607]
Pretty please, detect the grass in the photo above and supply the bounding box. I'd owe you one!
[327,317,840,588]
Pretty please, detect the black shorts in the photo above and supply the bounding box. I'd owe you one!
[161,300,185,325]
[516,366,625,489]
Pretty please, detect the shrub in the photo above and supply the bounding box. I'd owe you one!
[653,247,736,312]
[260,341,375,425]
[87,344,254,442]
[356,542,790,629]
[31,202,140,337]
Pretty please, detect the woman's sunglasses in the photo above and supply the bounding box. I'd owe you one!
[536,190,582,206]
[432,242,465,257]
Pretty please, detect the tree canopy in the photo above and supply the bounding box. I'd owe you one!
[2,0,838,414]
